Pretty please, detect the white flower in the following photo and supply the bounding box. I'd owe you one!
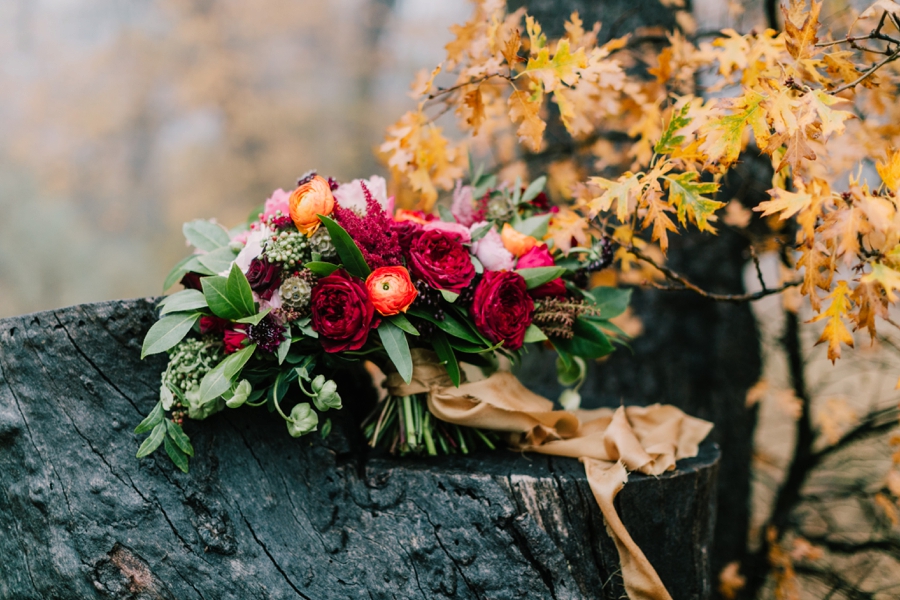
[223,225,272,276]
[333,176,393,214]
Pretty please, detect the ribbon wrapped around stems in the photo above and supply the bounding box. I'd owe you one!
[383,349,713,600]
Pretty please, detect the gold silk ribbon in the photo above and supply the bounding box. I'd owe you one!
[384,350,713,600]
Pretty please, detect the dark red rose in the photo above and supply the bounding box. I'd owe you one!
[517,245,566,299]
[310,269,378,352]
[223,326,248,354]
[471,271,534,350]
[180,272,203,290]
[245,257,282,301]
[393,220,423,254]
[407,229,475,293]
[200,315,229,335]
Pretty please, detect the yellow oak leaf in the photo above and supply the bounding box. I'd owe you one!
[501,26,522,67]
[822,52,872,88]
[756,187,813,220]
[877,150,900,193]
[521,38,587,92]
[718,562,746,599]
[654,102,693,155]
[589,173,642,222]
[782,0,822,61]
[712,29,750,77]
[700,89,769,167]
[863,262,900,303]
[546,207,589,252]
[808,280,854,363]
[767,129,817,173]
[807,90,854,138]
[641,184,678,253]
[796,242,833,311]
[508,89,546,152]
[851,279,888,340]
[463,86,486,134]
[409,65,442,99]
[664,172,723,232]
[526,15,546,53]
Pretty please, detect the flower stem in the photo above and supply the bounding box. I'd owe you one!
[423,412,437,456]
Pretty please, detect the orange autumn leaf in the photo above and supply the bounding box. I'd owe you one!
[782,0,822,61]
[877,149,900,193]
[508,89,546,152]
[808,280,855,362]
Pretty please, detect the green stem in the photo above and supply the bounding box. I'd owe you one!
[423,412,437,456]
[473,428,497,451]
[403,396,416,449]
[455,425,469,454]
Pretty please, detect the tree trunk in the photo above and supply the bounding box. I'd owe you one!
[509,0,764,582]
[0,299,718,600]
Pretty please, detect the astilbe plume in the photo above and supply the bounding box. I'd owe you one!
[532,299,599,340]
[334,183,402,269]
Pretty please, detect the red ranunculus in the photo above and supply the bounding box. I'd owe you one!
[245,257,282,300]
[223,326,248,354]
[365,266,418,316]
[471,271,534,350]
[408,229,475,293]
[310,269,378,352]
[517,245,567,299]
[200,315,229,335]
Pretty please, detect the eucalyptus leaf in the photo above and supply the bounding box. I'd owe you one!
[378,320,413,384]
[141,312,201,358]
[469,222,492,242]
[164,435,190,473]
[136,422,166,458]
[521,176,547,203]
[438,205,455,223]
[197,246,238,275]
[318,215,370,278]
[162,254,195,291]
[166,420,194,457]
[159,289,208,315]
[512,213,551,239]
[183,219,230,251]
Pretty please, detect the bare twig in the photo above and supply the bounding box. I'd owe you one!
[424,73,511,102]
[830,48,900,95]
[627,245,801,302]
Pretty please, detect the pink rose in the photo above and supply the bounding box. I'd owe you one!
[517,246,567,299]
[423,220,471,243]
[451,181,477,227]
[262,188,291,221]
[333,176,394,215]
[470,224,515,271]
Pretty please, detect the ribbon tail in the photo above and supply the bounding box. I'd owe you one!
[582,459,674,600]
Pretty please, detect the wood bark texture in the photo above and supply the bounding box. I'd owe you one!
[0,299,718,599]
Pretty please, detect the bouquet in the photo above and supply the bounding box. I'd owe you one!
[135,168,629,472]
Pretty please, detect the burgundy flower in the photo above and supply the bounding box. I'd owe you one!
[223,326,248,354]
[394,220,423,254]
[246,257,282,301]
[247,313,285,353]
[471,271,534,350]
[310,269,378,353]
[407,229,475,294]
[517,245,567,299]
[334,184,403,269]
[180,272,203,290]
[200,316,229,335]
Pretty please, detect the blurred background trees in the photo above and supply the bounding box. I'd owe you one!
[3,0,900,598]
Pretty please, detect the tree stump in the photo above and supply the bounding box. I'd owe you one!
[0,299,719,600]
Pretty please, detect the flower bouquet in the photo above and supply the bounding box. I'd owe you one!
[136,168,628,472]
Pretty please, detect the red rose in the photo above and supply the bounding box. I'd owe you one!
[223,326,248,354]
[408,229,475,293]
[310,269,378,352]
[517,246,567,299]
[245,257,282,301]
[471,271,534,350]
[200,315,229,335]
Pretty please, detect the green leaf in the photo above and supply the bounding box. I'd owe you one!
[654,102,692,155]
[553,318,615,359]
[141,312,201,358]
[388,314,419,336]
[236,308,271,325]
[470,222,492,242]
[408,308,481,344]
[164,435,190,473]
[448,337,486,353]
[136,422,166,458]
[276,331,291,364]
[440,289,460,303]
[199,344,257,402]
[183,219,230,251]
[226,379,253,408]
[166,420,194,457]
[160,384,175,410]
[523,324,548,343]
[159,289,208,315]
[197,246,238,274]
[378,320,413,384]
[516,267,566,290]
[163,255,195,291]
[318,215,370,278]
[304,261,341,277]
[587,287,632,320]
[556,355,585,387]
[472,174,497,199]
[664,172,723,233]
[513,213,551,239]
[134,402,164,434]
[521,176,547,203]
[431,331,460,387]
[438,204,455,223]
[201,263,256,320]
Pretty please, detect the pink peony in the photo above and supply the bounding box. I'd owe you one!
[333,176,393,215]
[262,188,291,221]
[451,181,477,227]
[423,220,471,243]
[470,224,515,271]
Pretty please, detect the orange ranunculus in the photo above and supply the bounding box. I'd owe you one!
[289,175,335,236]
[500,223,539,257]
[365,266,418,316]
[394,209,429,225]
